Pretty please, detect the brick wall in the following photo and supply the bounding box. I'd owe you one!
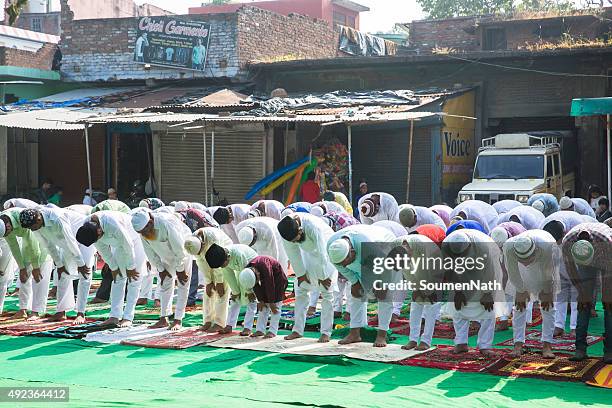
[408,16,485,53]
[59,0,240,82]
[237,6,338,67]
[0,42,57,70]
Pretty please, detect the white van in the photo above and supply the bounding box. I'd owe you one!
[457,131,576,204]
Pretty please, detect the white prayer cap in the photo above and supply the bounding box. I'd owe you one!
[248,209,262,218]
[174,201,190,211]
[445,231,470,254]
[513,235,535,259]
[280,207,294,217]
[559,196,573,210]
[238,227,255,246]
[85,188,93,194]
[184,236,202,256]
[239,268,257,290]
[571,240,594,265]
[531,199,545,213]
[490,227,509,247]
[328,238,351,264]
[169,201,177,206]
[310,205,325,217]
[2,200,13,210]
[139,199,150,209]
[131,209,151,232]
[0,218,5,237]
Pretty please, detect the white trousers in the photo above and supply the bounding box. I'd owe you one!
[392,290,408,316]
[409,301,442,346]
[0,269,15,315]
[293,281,333,336]
[333,280,348,313]
[159,259,193,320]
[203,283,230,326]
[228,299,256,329]
[308,290,320,308]
[19,260,53,313]
[255,302,283,335]
[453,318,495,349]
[499,293,514,321]
[554,278,578,330]
[139,267,162,300]
[347,294,394,331]
[513,305,555,344]
[56,244,96,314]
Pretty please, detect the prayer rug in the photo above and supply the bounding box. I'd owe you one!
[0,316,25,327]
[83,324,169,344]
[30,322,110,339]
[121,328,237,349]
[390,320,479,339]
[585,364,612,388]
[495,330,603,352]
[487,353,605,382]
[394,345,508,373]
[208,335,428,362]
[84,303,111,312]
[0,318,96,336]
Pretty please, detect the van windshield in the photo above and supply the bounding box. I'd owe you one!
[474,155,544,179]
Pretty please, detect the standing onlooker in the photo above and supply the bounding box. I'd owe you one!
[107,188,118,200]
[35,178,54,204]
[353,181,368,219]
[300,172,320,204]
[597,198,612,223]
[587,184,606,211]
[83,189,97,206]
[47,187,63,207]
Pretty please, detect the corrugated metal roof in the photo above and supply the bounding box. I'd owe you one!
[35,87,141,103]
[73,111,444,125]
[0,108,116,130]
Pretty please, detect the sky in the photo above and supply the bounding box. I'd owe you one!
[132,0,425,32]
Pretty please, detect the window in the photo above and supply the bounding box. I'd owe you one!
[483,28,506,51]
[474,155,544,179]
[31,17,42,33]
[554,154,561,176]
[346,15,356,29]
[333,11,347,27]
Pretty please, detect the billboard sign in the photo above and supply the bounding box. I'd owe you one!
[134,16,211,71]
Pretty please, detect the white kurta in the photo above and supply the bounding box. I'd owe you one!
[566,198,597,218]
[235,217,288,270]
[492,200,522,215]
[399,204,446,232]
[312,201,347,215]
[451,200,498,233]
[3,198,39,209]
[372,220,408,238]
[219,204,251,244]
[250,200,285,220]
[0,239,17,314]
[496,205,545,230]
[358,192,399,225]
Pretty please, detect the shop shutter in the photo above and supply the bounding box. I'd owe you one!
[160,124,266,205]
[352,125,432,206]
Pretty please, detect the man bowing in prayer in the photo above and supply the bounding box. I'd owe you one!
[278,213,337,343]
[503,230,559,358]
[131,209,193,330]
[20,207,95,323]
[76,210,149,327]
[213,204,251,244]
[358,192,400,225]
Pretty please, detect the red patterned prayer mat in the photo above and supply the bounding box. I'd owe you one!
[487,353,605,382]
[495,329,603,352]
[368,316,410,329]
[394,345,509,373]
[0,318,96,336]
[391,320,479,339]
[121,328,238,349]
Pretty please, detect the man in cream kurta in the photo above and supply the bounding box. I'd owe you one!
[184,227,233,332]
[503,230,559,358]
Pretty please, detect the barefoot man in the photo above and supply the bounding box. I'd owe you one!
[239,255,288,338]
[1,208,52,320]
[503,230,559,358]
[77,211,148,327]
[131,209,193,331]
[278,213,337,343]
[184,227,233,332]
[20,207,95,323]
[327,224,396,347]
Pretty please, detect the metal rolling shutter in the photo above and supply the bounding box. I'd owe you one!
[211,124,266,204]
[352,125,432,206]
[160,124,266,205]
[160,132,207,203]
